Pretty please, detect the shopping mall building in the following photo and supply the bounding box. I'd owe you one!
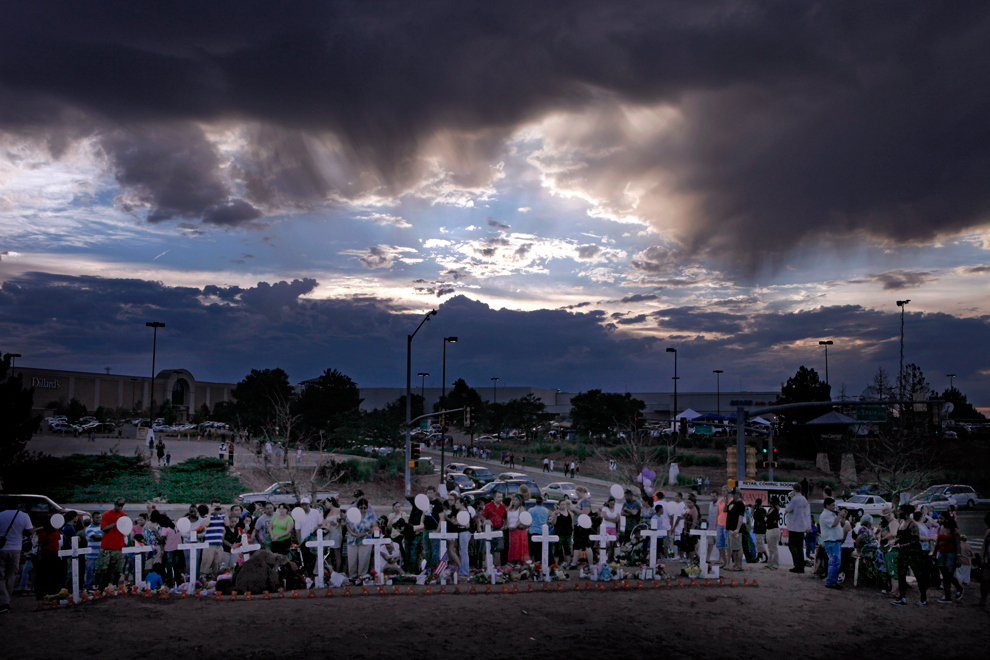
[13,366,236,420]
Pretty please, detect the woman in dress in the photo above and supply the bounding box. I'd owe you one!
[322,497,344,572]
[506,495,530,566]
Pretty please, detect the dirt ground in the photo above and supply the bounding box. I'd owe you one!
[4,569,987,659]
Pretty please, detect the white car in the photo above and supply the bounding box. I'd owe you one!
[917,484,979,509]
[835,494,890,518]
[445,462,469,475]
[543,482,579,503]
[475,435,498,443]
[908,493,953,512]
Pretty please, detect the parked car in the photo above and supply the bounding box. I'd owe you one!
[542,482,579,503]
[0,494,91,528]
[497,473,540,494]
[49,421,81,434]
[461,480,538,506]
[917,484,979,509]
[444,463,469,475]
[445,474,476,492]
[462,466,496,488]
[236,482,339,506]
[908,493,953,512]
[475,435,498,443]
[834,494,891,518]
[842,483,893,502]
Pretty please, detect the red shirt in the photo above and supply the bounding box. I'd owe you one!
[482,502,507,528]
[100,510,127,550]
[37,528,61,557]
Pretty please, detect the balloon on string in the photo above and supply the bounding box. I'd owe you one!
[50,513,65,529]
[457,511,470,526]
[438,484,448,498]
[519,511,533,527]
[176,517,191,534]
[609,484,624,499]
[414,494,430,512]
[116,516,134,535]
[346,507,362,524]
[291,507,306,523]
[578,514,592,529]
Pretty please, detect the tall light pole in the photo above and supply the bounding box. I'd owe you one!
[491,377,500,441]
[9,353,21,368]
[440,337,457,473]
[666,347,678,425]
[405,310,437,496]
[946,373,956,391]
[896,300,910,403]
[146,322,165,433]
[819,340,833,389]
[713,370,723,417]
[417,372,429,400]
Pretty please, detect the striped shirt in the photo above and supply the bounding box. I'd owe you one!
[204,514,225,545]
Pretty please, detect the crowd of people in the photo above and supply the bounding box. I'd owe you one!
[2,481,988,611]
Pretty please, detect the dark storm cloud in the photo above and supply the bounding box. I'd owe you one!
[487,218,511,230]
[616,314,647,325]
[962,265,990,274]
[575,245,601,260]
[2,2,989,260]
[619,294,659,303]
[865,270,938,291]
[2,273,988,403]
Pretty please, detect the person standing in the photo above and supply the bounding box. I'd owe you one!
[269,504,295,555]
[481,491,508,567]
[345,499,377,579]
[0,504,35,613]
[784,483,811,573]
[527,495,550,560]
[542,457,550,473]
[891,504,929,606]
[765,500,781,570]
[752,498,767,562]
[935,514,964,602]
[199,503,225,580]
[96,498,128,590]
[724,490,746,571]
[819,498,846,590]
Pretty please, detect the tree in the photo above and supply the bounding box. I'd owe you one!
[0,352,41,474]
[66,397,88,423]
[434,378,484,429]
[939,386,986,421]
[293,368,363,438]
[502,394,547,440]
[231,368,295,435]
[363,394,424,446]
[569,390,645,438]
[855,423,943,501]
[159,400,178,425]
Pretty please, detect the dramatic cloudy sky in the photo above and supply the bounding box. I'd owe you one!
[1,1,989,409]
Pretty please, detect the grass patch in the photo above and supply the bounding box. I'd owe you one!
[158,458,245,503]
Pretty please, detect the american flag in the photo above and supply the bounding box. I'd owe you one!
[434,551,448,576]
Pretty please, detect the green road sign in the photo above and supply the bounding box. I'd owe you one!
[693,425,713,435]
[856,406,888,422]
[420,419,430,430]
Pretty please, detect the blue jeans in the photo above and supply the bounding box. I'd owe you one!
[824,541,842,586]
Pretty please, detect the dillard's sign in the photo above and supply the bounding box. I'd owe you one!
[32,377,61,389]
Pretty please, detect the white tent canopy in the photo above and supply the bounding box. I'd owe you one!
[750,416,772,425]
[675,409,702,420]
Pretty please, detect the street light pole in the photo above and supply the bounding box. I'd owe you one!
[896,300,910,404]
[145,322,165,433]
[666,347,678,427]
[819,340,833,389]
[405,310,437,497]
[947,373,956,391]
[440,337,457,474]
[9,353,21,368]
[491,377,499,441]
[418,372,429,400]
[713,370,723,417]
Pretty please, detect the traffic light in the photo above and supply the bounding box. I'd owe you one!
[411,443,421,460]
[464,407,471,427]
[770,447,778,468]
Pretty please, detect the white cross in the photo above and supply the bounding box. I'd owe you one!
[122,543,155,589]
[363,530,393,585]
[177,529,210,590]
[531,524,559,582]
[690,528,719,577]
[641,519,668,572]
[305,529,339,588]
[588,523,616,569]
[473,522,503,585]
[429,521,460,585]
[230,533,261,561]
[58,536,95,601]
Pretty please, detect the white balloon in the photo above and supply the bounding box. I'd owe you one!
[116,516,134,535]
[50,513,65,529]
[414,494,430,512]
[578,514,592,529]
[438,484,448,498]
[519,511,533,527]
[456,511,470,526]
[291,507,306,523]
[176,517,191,534]
[609,484,624,499]
[346,507,362,524]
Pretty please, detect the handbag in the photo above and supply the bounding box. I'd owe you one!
[0,511,20,549]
